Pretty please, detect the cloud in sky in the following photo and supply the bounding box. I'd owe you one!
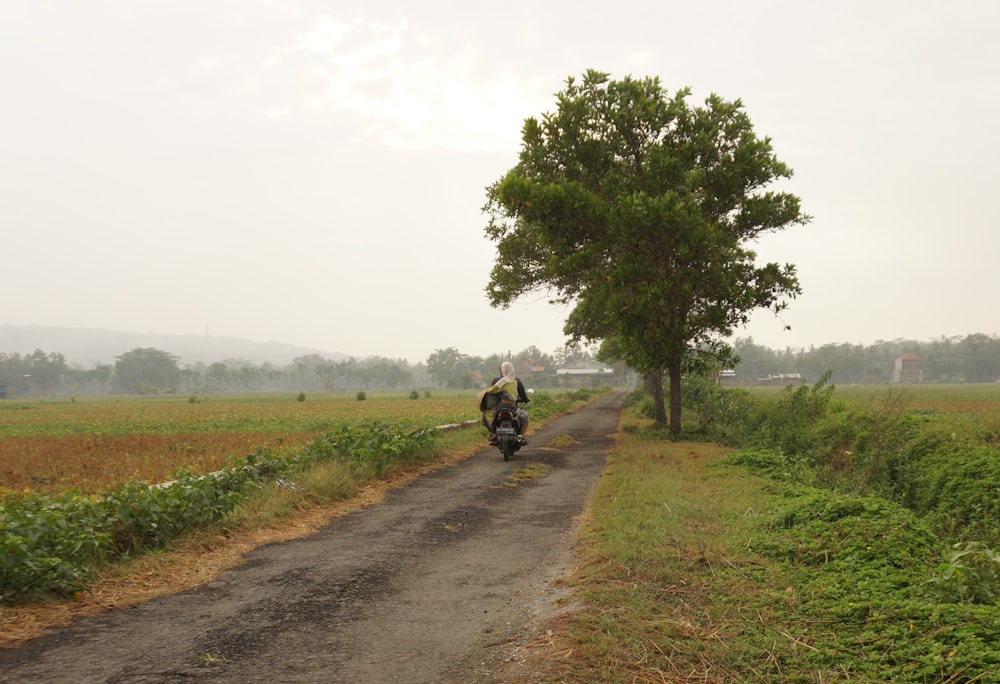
[232,12,554,153]
[2,0,999,364]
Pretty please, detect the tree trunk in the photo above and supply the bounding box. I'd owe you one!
[667,358,682,435]
[645,370,668,425]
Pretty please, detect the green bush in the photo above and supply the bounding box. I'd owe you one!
[750,371,835,457]
[758,490,939,576]
[106,469,252,555]
[0,492,109,602]
[681,375,756,445]
[0,461,271,604]
[746,487,1000,679]
[519,389,596,423]
[304,420,435,480]
[726,447,812,483]
[895,445,1000,544]
[807,409,1000,545]
[928,542,1000,604]
[715,384,1000,550]
[356,391,366,401]
[623,387,658,420]
[805,393,917,493]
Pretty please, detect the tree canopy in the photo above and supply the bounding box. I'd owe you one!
[483,70,809,432]
[114,347,181,393]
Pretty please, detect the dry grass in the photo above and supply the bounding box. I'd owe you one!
[0,432,314,495]
[543,433,580,450]
[502,463,551,487]
[511,433,780,683]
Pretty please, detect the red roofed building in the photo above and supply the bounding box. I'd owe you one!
[515,357,545,378]
[893,353,923,384]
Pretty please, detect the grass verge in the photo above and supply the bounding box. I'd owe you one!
[530,426,1000,683]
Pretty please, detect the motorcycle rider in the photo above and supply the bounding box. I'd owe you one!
[479,361,530,444]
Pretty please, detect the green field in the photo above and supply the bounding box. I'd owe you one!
[747,381,1000,407]
[0,392,482,495]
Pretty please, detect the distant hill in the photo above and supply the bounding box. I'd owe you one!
[0,325,346,368]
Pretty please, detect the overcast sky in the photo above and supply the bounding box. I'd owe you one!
[3,1,997,364]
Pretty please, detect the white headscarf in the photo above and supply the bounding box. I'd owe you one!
[488,361,516,393]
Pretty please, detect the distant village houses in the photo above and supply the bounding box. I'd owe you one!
[757,373,804,387]
[719,371,804,388]
[478,357,619,389]
[555,358,617,387]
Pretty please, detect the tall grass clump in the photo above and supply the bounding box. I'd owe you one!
[746,370,836,456]
[679,375,757,445]
[677,374,1000,548]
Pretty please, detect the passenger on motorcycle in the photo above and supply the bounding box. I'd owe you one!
[478,361,530,444]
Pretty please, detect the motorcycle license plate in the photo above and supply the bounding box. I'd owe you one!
[496,425,516,436]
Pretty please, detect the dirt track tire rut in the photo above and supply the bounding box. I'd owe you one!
[0,391,627,683]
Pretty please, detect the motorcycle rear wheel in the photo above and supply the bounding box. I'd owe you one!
[501,439,513,461]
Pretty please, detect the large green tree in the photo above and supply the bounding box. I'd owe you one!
[426,347,470,388]
[114,347,180,394]
[0,350,68,395]
[484,71,809,432]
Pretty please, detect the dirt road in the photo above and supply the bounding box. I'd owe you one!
[0,391,626,683]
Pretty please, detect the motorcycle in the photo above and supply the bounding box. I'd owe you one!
[490,395,527,461]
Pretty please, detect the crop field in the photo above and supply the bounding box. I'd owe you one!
[7,383,996,498]
[751,381,1000,413]
[0,392,480,496]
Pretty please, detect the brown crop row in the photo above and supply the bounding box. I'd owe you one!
[0,431,319,496]
[0,394,479,496]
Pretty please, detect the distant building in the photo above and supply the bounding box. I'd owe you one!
[893,353,923,384]
[515,357,545,379]
[556,359,614,376]
[0,381,7,399]
[556,359,617,386]
[756,373,804,387]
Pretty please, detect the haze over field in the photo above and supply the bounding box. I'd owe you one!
[3,1,997,363]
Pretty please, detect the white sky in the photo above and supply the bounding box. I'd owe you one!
[2,0,997,363]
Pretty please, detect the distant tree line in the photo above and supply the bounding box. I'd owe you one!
[0,342,602,397]
[731,333,1000,384]
[4,334,997,397]
[0,348,425,396]
[424,343,601,390]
